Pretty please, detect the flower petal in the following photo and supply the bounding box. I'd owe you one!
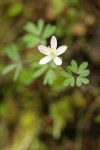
[38,45,48,55]
[54,57,62,65]
[39,56,52,65]
[57,46,67,55]
[50,36,57,49]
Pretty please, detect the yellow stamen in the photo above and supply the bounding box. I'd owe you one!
[51,51,55,57]
[48,46,56,57]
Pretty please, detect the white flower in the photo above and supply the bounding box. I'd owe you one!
[38,36,67,65]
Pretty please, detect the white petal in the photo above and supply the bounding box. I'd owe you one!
[38,45,48,55]
[39,56,52,65]
[57,46,67,56]
[50,36,57,49]
[54,57,62,65]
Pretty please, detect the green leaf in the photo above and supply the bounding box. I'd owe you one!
[63,77,75,87]
[67,67,73,75]
[4,44,20,61]
[61,71,72,78]
[13,64,22,81]
[43,69,56,85]
[78,69,90,75]
[37,19,44,34]
[23,22,39,35]
[68,60,78,73]
[42,24,56,39]
[78,62,88,73]
[63,78,71,86]
[22,34,40,48]
[79,70,90,77]
[33,65,48,79]
[2,64,17,75]
[70,77,75,87]
[76,77,82,87]
[80,78,89,84]
[7,4,23,18]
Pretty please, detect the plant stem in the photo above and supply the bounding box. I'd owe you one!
[61,64,68,72]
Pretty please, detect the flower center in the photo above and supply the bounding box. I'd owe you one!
[51,51,56,57]
[48,46,57,58]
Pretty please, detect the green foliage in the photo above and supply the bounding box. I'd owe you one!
[76,77,89,86]
[22,34,40,48]
[22,19,56,48]
[43,69,56,85]
[19,63,52,86]
[42,61,58,85]
[61,70,75,86]
[2,63,22,81]
[24,22,40,35]
[78,62,88,73]
[31,62,48,80]
[53,0,65,16]
[42,24,56,39]
[2,19,90,87]
[13,64,23,81]
[30,61,58,85]
[32,65,48,79]
[69,60,78,73]
[6,4,23,18]
[2,44,22,81]
[37,19,44,35]
[63,77,75,87]
[76,77,82,87]
[0,0,95,149]
[2,64,17,75]
[4,44,20,62]
[61,60,90,87]
[0,1,93,149]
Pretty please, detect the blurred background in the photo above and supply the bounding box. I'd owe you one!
[0,0,100,150]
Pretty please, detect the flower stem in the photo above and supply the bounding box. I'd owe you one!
[61,64,67,72]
